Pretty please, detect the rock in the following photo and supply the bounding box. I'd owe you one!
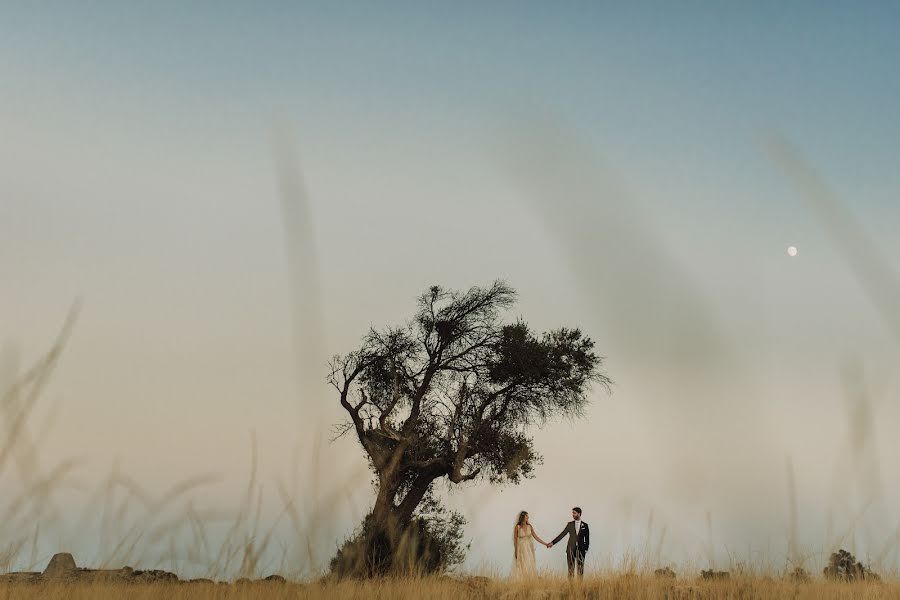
[0,572,41,584]
[131,569,179,583]
[43,553,77,579]
[3,554,180,585]
[263,574,286,583]
[700,570,729,580]
[654,567,676,579]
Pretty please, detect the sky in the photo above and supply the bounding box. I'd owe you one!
[2,1,900,577]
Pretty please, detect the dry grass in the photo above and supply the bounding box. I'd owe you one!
[2,576,900,600]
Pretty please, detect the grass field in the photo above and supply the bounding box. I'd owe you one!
[2,576,899,600]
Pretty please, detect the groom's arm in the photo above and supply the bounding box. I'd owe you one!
[583,523,590,552]
[551,524,569,546]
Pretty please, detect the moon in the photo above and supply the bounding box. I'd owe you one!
[787,245,798,257]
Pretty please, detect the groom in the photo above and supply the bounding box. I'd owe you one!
[549,506,589,578]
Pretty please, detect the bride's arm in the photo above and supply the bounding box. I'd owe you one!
[531,526,548,546]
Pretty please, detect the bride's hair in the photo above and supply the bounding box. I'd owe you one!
[516,511,528,526]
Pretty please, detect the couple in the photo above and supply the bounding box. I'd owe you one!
[511,507,589,580]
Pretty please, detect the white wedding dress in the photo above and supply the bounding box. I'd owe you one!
[510,524,538,579]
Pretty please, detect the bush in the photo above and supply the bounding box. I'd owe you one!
[330,495,468,578]
[823,549,879,582]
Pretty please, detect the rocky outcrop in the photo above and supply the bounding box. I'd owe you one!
[42,553,76,578]
[0,553,286,585]
[700,569,729,580]
[0,572,41,584]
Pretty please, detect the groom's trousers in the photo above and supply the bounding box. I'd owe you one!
[566,548,585,578]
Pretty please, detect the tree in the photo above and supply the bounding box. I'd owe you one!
[327,281,610,576]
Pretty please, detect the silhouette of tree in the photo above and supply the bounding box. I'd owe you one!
[328,281,609,576]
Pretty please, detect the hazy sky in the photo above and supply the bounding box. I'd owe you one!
[2,2,900,576]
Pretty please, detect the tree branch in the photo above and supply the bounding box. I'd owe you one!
[448,466,481,484]
[334,355,387,467]
[377,364,403,438]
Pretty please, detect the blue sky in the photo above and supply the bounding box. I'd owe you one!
[6,2,900,155]
[5,1,900,232]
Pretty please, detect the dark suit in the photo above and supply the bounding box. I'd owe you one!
[552,520,589,578]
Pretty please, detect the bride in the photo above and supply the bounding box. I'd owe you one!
[510,510,550,579]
